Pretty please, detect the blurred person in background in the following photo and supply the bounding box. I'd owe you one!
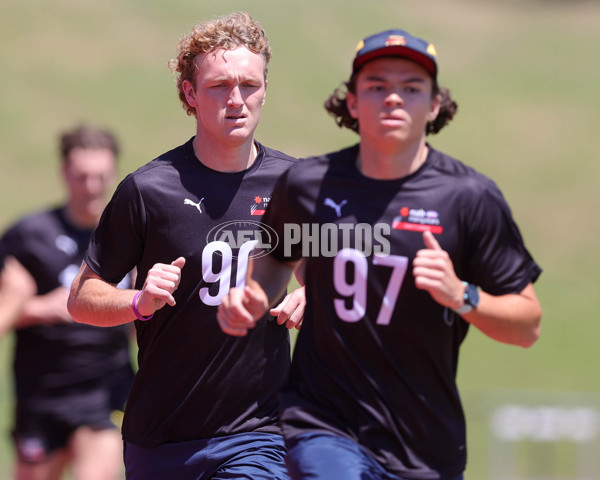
[1,124,135,480]
[217,27,542,480]
[67,12,303,480]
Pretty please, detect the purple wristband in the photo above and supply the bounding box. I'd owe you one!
[132,290,154,321]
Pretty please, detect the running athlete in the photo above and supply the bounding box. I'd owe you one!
[1,124,134,480]
[0,247,35,336]
[67,12,302,480]
[217,28,543,480]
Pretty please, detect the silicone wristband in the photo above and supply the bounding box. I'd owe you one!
[132,290,154,321]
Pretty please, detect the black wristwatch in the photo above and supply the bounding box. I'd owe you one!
[453,281,479,315]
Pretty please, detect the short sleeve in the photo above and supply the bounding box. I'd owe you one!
[464,178,541,295]
[85,174,147,284]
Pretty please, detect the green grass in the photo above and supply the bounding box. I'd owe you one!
[1,0,600,478]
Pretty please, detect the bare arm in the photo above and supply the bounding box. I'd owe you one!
[68,258,185,327]
[15,287,72,328]
[462,283,541,347]
[268,258,307,331]
[293,258,306,286]
[413,230,541,348]
[0,257,36,335]
[217,253,300,336]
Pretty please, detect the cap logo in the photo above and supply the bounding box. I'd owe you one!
[354,40,365,52]
[426,43,438,57]
[384,35,406,47]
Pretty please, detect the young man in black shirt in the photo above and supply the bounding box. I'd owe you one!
[68,12,303,480]
[218,28,542,480]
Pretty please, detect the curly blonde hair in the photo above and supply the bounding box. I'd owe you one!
[169,12,272,117]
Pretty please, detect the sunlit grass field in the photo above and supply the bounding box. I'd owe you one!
[1,0,599,478]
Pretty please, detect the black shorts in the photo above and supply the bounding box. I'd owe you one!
[13,405,116,463]
[13,368,133,464]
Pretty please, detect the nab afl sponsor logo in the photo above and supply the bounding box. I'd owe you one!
[206,220,279,259]
[251,195,270,216]
[392,206,443,234]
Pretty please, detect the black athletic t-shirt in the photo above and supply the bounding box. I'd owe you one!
[1,207,133,410]
[85,138,296,447]
[263,144,542,479]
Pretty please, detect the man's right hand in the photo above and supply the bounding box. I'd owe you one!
[135,257,186,317]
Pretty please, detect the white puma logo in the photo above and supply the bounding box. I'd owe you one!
[184,198,205,213]
[323,197,348,218]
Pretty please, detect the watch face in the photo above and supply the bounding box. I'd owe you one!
[466,283,480,307]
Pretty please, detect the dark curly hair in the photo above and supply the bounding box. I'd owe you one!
[324,73,457,135]
[168,12,272,117]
